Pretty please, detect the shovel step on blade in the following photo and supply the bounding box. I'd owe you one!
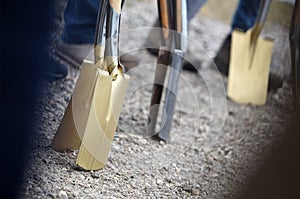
[76,69,130,170]
[227,29,274,105]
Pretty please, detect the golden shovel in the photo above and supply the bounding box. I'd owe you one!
[51,0,130,170]
[227,0,274,105]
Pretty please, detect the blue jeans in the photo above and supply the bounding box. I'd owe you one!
[231,0,260,31]
[62,0,100,44]
[62,0,260,44]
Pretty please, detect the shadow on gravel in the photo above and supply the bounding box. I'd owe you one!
[237,111,300,199]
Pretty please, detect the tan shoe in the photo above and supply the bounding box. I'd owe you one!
[55,41,94,68]
[55,40,140,70]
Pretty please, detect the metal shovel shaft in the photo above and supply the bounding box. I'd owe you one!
[158,0,187,142]
[158,50,184,141]
[94,0,108,64]
[250,0,271,49]
[147,0,173,136]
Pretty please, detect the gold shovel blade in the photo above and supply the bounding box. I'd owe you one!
[51,61,98,151]
[76,69,130,170]
[227,29,274,105]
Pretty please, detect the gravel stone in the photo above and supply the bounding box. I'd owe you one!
[91,172,100,179]
[58,190,68,199]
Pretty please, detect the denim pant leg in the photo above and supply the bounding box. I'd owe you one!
[231,0,260,32]
[187,0,207,21]
[61,0,205,44]
[62,0,99,44]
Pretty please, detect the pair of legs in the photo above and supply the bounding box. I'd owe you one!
[47,0,260,80]
[62,0,259,44]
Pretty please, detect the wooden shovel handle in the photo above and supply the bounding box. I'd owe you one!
[176,0,182,33]
[251,0,271,42]
[110,0,122,13]
[94,0,108,63]
[158,0,171,40]
[249,0,271,62]
[104,0,123,73]
[173,0,188,51]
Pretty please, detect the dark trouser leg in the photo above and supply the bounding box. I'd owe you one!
[62,0,100,44]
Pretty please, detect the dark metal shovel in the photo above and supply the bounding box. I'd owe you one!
[148,0,188,142]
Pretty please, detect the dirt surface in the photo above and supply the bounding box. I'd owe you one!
[19,0,294,198]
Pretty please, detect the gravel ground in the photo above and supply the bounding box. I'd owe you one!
[19,0,294,198]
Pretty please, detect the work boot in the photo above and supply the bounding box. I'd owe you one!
[55,40,140,70]
[213,35,231,76]
[56,41,94,68]
[144,20,161,56]
[41,54,68,81]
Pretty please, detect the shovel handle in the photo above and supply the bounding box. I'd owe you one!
[158,0,172,43]
[94,0,109,63]
[103,0,123,74]
[110,0,122,13]
[173,0,188,51]
[251,0,271,42]
[147,0,172,137]
[158,0,187,142]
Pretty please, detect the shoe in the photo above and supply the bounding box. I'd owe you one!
[55,40,140,70]
[268,72,283,91]
[119,52,141,70]
[144,20,161,56]
[182,55,201,72]
[213,35,231,76]
[55,41,94,68]
[41,55,68,81]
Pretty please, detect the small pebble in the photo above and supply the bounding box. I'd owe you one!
[159,140,165,145]
[182,185,192,192]
[228,111,235,116]
[156,179,163,185]
[58,190,68,199]
[78,174,85,181]
[191,188,198,195]
[64,185,72,192]
[91,172,100,179]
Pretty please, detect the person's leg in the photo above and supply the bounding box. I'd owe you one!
[231,0,260,31]
[146,0,207,72]
[42,1,68,81]
[187,0,208,21]
[62,0,99,44]
[54,0,99,69]
[214,0,260,76]
[56,0,139,70]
